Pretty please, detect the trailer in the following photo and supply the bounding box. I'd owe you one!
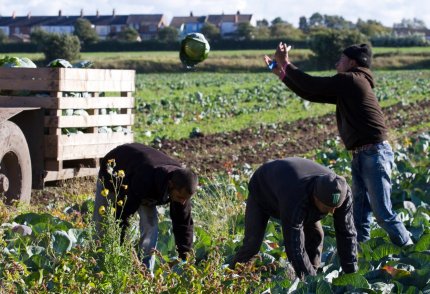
[0,67,135,204]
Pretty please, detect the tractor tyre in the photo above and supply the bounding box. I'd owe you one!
[0,120,32,204]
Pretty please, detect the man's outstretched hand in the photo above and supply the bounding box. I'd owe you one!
[275,42,291,68]
[264,43,292,80]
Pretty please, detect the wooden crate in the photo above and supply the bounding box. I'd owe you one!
[0,68,135,183]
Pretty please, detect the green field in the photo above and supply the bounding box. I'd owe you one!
[1,51,430,292]
[133,70,430,143]
[5,47,430,59]
[3,46,430,72]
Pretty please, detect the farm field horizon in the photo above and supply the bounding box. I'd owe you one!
[1,54,430,292]
[4,46,430,73]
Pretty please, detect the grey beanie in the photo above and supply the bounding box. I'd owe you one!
[314,174,348,208]
[343,43,372,68]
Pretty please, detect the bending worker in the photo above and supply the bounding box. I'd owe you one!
[93,143,198,272]
[231,157,358,279]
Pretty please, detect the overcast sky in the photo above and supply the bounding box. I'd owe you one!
[1,0,429,28]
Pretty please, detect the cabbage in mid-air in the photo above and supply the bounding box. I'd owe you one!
[179,33,210,68]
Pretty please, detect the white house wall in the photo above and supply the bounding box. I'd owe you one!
[95,25,110,38]
[0,27,9,35]
[220,22,236,35]
[39,26,74,34]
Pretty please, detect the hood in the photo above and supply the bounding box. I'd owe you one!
[350,67,375,88]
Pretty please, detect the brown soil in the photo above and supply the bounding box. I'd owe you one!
[31,99,429,205]
[156,99,430,174]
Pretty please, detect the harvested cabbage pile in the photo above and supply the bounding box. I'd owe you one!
[0,56,37,68]
[0,56,128,136]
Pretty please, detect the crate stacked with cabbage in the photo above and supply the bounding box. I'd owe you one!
[0,56,134,180]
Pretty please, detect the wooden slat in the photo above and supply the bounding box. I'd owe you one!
[58,68,135,81]
[0,68,58,80]
[58,79,135,92]
[44,167,99,182]
[0,68,135,92]
[45,141,133,160]
[0,96,134,109]
[0,96,58,108]
[0,68,135,81]
[0,79,134,92]
[0,79,62,91]
[44,113,134,128]
[45,132,133,148]
[44,133,133,159]
[45,158,100,171]
[58,97,134,109]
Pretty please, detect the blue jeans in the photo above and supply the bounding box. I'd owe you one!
[137,205,158,273]
[93,182,158,273]
[351,141,410,246]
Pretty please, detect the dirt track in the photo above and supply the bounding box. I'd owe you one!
[156,99,430,174]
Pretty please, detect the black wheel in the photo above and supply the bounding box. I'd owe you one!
[0,120,32,204]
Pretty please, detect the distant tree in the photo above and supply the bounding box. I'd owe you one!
[236,22,255,40]
[271,17,286,25]
[270,23,304,39]
[257,19,269,27]
[307,13,354,30]
[309,13,324,27]
[157,26,179,42]
[299,16,309,33]
[200,23,220,41]
[30,28,51,47]
[0,29,7,43]
[356,19,390,37]
[309,29,369,69]
[74,18,99,45]
[254,26,270,39]
[41,33,81,62]
[117,27,140,42]
[323,15,354,29]
[394,18,427,29]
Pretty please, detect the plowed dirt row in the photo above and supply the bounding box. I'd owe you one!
[32,100,429,204]
[157,99,430,174]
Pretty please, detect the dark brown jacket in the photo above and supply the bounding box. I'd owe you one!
[99,143,193,258]
[283,65,388,150]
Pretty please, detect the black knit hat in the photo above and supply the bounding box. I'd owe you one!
[343,43,372,68]
[314,174,348,208]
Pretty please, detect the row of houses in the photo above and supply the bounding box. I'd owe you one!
[170,12,253,38]
[1,10,428,42]
[0,10,253,42]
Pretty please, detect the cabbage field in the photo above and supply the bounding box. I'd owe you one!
[0,69,429,293]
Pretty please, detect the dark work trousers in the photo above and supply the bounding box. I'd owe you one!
[304,221,324,270]
[234,192,324,270]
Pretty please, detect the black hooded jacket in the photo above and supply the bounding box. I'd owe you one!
[283,65,388,150]
[98,143,193,258]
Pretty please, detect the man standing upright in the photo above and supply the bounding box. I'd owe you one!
[264,43,412,247]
